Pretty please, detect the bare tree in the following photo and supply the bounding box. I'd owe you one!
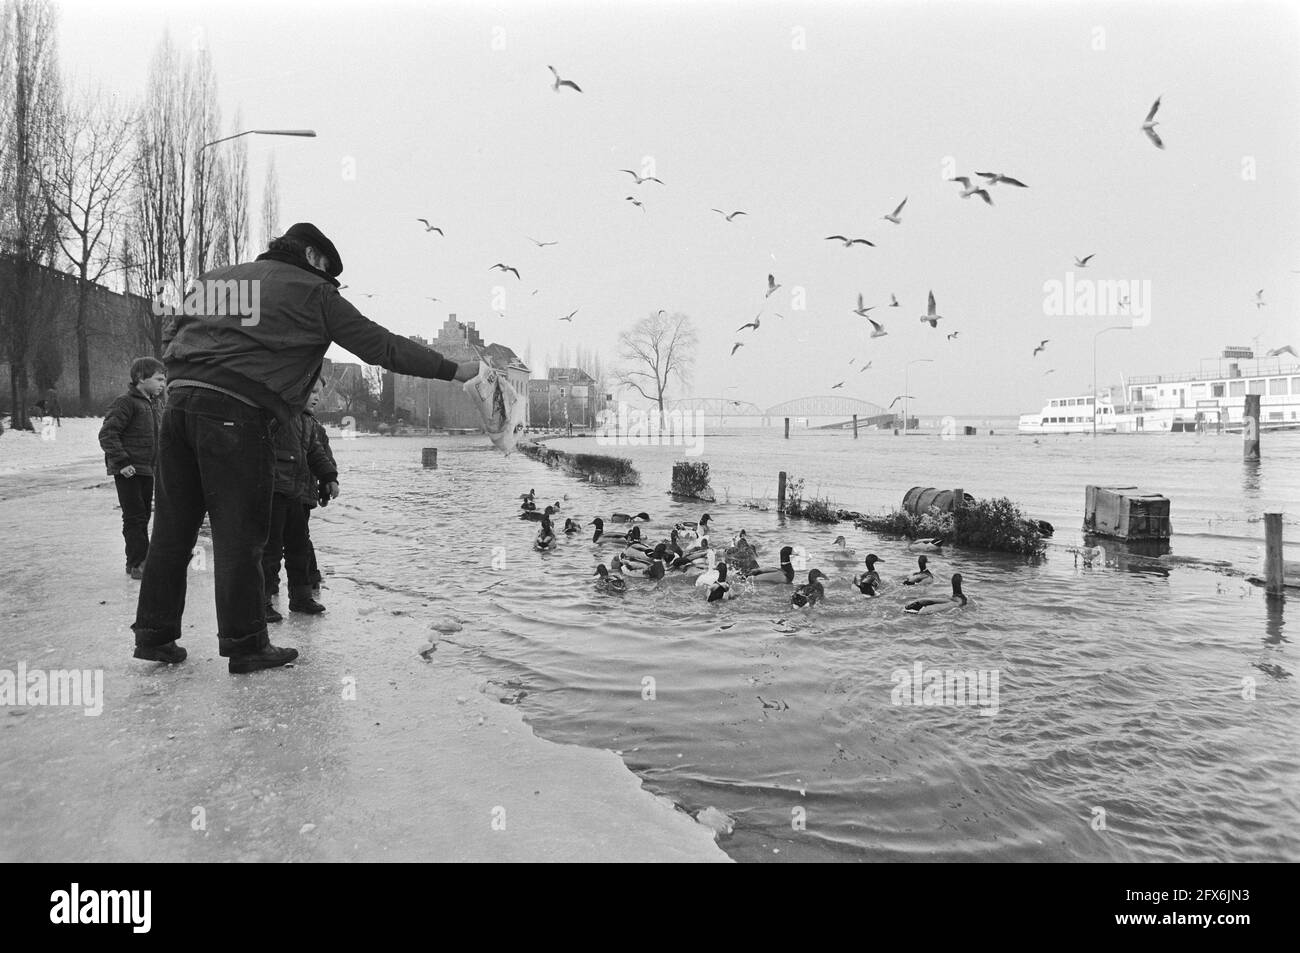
[187,45,221,275]
[614,310,698,425]
[260,151,279,248]
[0,0,63,431]
[40,86,133,410]
[224,108,249,264]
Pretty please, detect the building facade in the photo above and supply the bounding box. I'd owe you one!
[386,315,529,429]
[528,367,600,428]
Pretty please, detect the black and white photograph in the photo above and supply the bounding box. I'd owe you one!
[1,0,1297,890]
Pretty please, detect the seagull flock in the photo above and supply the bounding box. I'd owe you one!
[359,74,1282,390]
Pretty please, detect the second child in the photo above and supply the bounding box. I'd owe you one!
[98,358,166,579]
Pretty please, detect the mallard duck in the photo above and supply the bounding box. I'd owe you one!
[707,562,734,602]
[521,504,558,522]
[535,517,556,550]
[692,551,722,587]
[749,546,796,584]
[905,573,967,613]
[909,537,944,553]
[590,518,640,544]
[674,513,713,537]
[902,554,934,586]
[593,564,628,594]
[829,535,858,564]
[610,511,651,523]
[791,569,828,609]
[563,518,581,535]
[852,553,884,595]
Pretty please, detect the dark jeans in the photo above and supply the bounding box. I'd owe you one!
[132,387,275,648]
[114,473,154,568]
[263,493,312,594]
[305,504,321,587]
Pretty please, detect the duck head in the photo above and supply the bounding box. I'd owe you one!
[865,553,882,569]
[716,562,728,582]
[833,535,847,547]
[594,565,609,578]
[779,545,794,564]
[951,573,963,596]
[589,517,604,528]
[627,526,642,542]
[917,555,928,570]
[807,569,828,584]
[634,511,650,521]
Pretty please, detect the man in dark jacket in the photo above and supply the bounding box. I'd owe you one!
[99,358,167,578]
[131,222,478,674]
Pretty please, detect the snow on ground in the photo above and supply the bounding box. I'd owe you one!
[0,417,105,477]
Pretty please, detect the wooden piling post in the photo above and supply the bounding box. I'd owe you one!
[1243,394,1261,460]
[422,448,438,468]
[953,488,964,511]
[777,471,787,511]
[1265,512,1284,600]
[852,414,859,438]
[784,417,790,439]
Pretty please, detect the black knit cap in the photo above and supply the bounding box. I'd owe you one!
[283,222,343,277]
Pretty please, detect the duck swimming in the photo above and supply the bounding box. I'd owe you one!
[674,513,712,537]
[590,518,640,544]
[610,511,651,524]
[902,554,934,586]
[642,543,670,580]
[692,550,722,587]
[749,545,796,584]
[908,537,944,553]
[535,517,557,550]
[563,518,581,535]
[852,553,884,595]
[905,573,967,613]
[829,535,858,564]
[791,568,828,609]
[707,562,734,602]
[593,564,628,594]
[521,503,557,522]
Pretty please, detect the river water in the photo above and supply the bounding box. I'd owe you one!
[315,426,1299,862]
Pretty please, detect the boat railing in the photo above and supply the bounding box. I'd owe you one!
[1127,360,1300,385]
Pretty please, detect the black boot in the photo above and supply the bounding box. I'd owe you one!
[289,584,325,614]
[220,630,298,674]
[133,640,187,664]
[265,601,283,623]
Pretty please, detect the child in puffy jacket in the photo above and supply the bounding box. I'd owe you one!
[99,358,167,579]
[263,379,337,621]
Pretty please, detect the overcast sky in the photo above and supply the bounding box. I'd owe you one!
[56,0,1300,414]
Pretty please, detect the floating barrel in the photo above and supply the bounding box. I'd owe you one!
[422,448,438,468]
[902,486,975,516]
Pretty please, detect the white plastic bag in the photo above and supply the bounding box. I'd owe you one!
[462,363,524,455]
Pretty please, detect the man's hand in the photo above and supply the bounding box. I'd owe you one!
[326,481,340,500]
[120,465,136,478]
[453,360,481,383]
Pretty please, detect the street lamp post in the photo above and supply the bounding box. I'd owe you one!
[200,129,317,151]
[1093,325,1131,437]
[904,359,933,434]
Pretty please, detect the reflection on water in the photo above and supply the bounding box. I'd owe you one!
[316,430,1300,862]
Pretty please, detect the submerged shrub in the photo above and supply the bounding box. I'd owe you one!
[671,460,712,498]
[855,497,1044,555]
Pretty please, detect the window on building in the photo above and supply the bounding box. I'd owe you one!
[1248,379,1265,395]
[1229,381,1246,397]
[1212,383,1225,397]
[1269,378,1287,395]
[1268,412,1282,421]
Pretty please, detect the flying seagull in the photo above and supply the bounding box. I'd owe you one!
[1074,254,1095,268]
[950,177,993,205]
[621,170,664,185]
[868,317,888,339]
[737,314,761,332]
[889,395,914,409]
[1255,289,1266,308]
[560,309,578,322]
[425,296,440,302]
[490,263,521,279]
[1266,345,1296,358]
[947,331,959,341]
[883,197,908,224]
[731,342,744,356]
[1044,369,1055,376]
[1033,339,1050,357]
[853,293,874,317]
[548,65,582,93]
[526,237,558,247]
[825,235,875,248]
[859,361,872,372]
[976,171,1028,188]
[416,219,444,234]
[831,381,845,390]
[712,209,748,222]
[766,274,781,298]
[889,293,900,308]
[626,196,645,211]
[360,293,379,299]
[1142,96,1164,149]
[920,290,944,328]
